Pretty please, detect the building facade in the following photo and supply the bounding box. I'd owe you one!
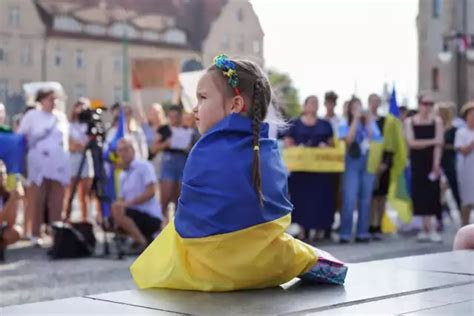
[417,0,474,108]
[0,0,264,115]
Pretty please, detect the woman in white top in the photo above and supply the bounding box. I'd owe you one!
[455,102,474,226]
[65,98,94,222]
[18,90,70,246]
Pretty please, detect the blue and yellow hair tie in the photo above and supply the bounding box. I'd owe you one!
[213,54,246,111]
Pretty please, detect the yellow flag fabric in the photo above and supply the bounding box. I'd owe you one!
[384,115,412,223]
[130,214,318,292]
[6,174,17,191]
[367,141,384,174]
[381,212,397,233]
[282,145,345,173]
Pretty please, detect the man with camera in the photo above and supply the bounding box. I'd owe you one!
[112,137,162,254]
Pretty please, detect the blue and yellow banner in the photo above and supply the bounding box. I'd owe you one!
[131,114,318,291]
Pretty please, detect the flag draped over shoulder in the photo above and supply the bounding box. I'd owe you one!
[385,88,412,223]
[101,107,126,217]
[130,114,318,291]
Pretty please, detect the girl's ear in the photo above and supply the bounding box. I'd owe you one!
[230,95,246,114]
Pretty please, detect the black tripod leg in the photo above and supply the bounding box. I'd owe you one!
[65,146,90,220]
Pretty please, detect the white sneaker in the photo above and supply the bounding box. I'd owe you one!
[30,237,44,248]
[430,232,442,243]
[416,231,429,242]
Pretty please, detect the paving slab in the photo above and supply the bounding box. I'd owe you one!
[0,297,178,315]
[87,261,474,315]
[372,250,474,276]
[307,283,474,315]
[403,299,474,315]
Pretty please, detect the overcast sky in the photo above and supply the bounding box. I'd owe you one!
[250,0,419,113]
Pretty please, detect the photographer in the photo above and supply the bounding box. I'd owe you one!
[18,89,70,247]
[0,161,22,259]
[65,98,94,222]
[112,138,162,253]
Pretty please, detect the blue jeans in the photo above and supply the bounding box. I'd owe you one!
[340,154,375,240]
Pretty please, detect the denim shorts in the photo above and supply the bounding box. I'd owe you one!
[159,152,187,182]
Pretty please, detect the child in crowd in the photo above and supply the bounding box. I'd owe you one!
[130,55,347,291]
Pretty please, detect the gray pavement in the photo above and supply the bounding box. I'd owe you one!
[0,221,458,308]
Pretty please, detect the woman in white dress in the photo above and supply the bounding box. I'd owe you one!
[18,90,70,246]
[65,98,94,222]
[455,102,474,226]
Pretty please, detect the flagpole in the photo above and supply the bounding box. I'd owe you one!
[122,30,129,103]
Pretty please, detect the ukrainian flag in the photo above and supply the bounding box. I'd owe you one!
[0,132,26,190]
[385,88,412,223]
[131,114,318,291]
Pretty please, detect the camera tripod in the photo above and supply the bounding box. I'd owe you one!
[64,136,123,259]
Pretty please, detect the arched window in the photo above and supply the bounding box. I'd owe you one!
[163,28,186,45]
[84,24,106,35]
[53,16,83,32]
[109,22,138,39]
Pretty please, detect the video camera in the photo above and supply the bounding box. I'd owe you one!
[78,107,107,142]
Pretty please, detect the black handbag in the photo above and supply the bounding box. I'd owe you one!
[48,222,96,259]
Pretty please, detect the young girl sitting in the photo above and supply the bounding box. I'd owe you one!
[130,55,348,291]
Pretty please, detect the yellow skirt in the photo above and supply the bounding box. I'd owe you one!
[130,214,318,292]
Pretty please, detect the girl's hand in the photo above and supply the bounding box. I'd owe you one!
[432,165,442,178]
[318,142,328,148]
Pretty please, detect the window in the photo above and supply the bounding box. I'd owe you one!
[53,16,82,32]
[221,34,230,49]
[237,34,245,51]
[163,28,187,45]
[74,84,86,100]
[113,87,122,102]
[110,22,138,39]
[0,48,6,62]
[237,8,244,22]
[21,43,32,66]
[54,47,63,66]
[253,40,261,54]
[432,67,439,91]
[432,0,441,18]
[8,7,20,27]
[84,24,106,35]
[0,79,8,103]
[113,55,122,73]
[76,49,85,69]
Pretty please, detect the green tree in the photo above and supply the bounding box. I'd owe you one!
[267,69,301,118]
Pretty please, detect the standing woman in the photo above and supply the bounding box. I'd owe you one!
[338,97,380,243]
[18,90,70,246]
[151,106,194,225]
[284,96,335,240]
[405,94,444,242]
[455,102,474,226]
[64,98,94,222]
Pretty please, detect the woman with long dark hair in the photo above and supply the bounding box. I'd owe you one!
[284,96,335,240]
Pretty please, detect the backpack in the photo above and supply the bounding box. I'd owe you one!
[48,222,96,259]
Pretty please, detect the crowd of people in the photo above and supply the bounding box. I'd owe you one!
[1,83,474,259]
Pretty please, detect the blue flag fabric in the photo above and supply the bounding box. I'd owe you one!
[101,107,126,218]
[0,133,26,174]
[175,113,293,238]
[389,88,400,118]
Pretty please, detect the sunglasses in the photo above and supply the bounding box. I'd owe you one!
[421,101,434,107]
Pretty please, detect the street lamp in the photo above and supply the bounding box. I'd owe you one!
[438,32,474,64]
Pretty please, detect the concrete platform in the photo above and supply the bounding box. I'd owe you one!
[2,251,473,315]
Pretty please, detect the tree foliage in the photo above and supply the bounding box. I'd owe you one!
[267,69,301,118]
